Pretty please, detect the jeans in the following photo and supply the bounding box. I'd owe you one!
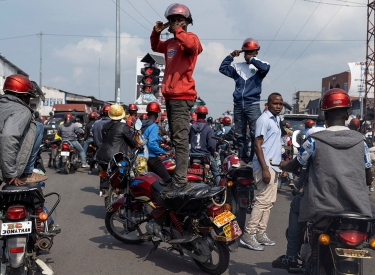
[83,137,94,155]
[210,156,220,185]
[233,104,261,162]
[286,194,305,257]
[166,100,195,185]
[24,121,44,174]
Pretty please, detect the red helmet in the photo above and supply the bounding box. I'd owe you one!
[223,155,240,173]
[102,105,111,114]
[140,113,148,120]
[146,102,161,113]
[160,112,167,121]
[242,38,260,51]
[320,88,352,111]
[64,113,73,123]
[350,118,360,127]
[164,3,193,24]
[196,105,208,115]
[89,112,96,119]
[219,117,224,122]
[190,112,197,122]
[223,117,231,125]
[305,119,315,128]
[128,104,138,111]
[3,74,36,98]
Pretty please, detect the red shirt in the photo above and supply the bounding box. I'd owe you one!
[126,116,137,127]
[150,27,203,101]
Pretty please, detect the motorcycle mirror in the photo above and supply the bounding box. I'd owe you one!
[292,130,301,149]
[134,118,142,131]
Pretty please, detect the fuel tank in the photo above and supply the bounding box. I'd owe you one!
[129,172,161,200]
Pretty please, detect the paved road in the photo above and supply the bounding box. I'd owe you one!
[36,154,375,275]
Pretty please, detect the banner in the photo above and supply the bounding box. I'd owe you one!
[348,62,373,97]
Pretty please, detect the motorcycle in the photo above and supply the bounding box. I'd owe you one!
[105,129,241,274]
[85,140,96,166]
[0,180,61,274]
[214,137,255,233]
[188,153,215,186]
[46,139,61,169]
[57,140,81,174]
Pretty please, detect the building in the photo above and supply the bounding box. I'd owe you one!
[293,91,321,113]
[321,71,350,94]
[306,98,320,115]
[0,55,28,92]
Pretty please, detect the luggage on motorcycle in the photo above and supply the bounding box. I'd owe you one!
[151,181,225,215]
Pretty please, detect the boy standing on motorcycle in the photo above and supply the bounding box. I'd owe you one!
[0,74,47,185]
[272,88,373,269]
[189,106,220,185]
[140,102,172,182]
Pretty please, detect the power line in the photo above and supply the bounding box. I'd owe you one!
[266,1,347,88]
[0,34,38,41]
[262,0,297,59]
[145,0,164,20]
[303,0,366,7]
[126,0,154,26]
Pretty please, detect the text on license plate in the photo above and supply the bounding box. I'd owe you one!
[187,168,203,174]
[223,220,242,241]
[61,151,70,156]
[335,248,372,258]
[1,221,32,235]
[213,211,235,228]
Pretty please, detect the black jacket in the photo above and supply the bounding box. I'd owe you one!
[95,120,137,163]
[92,117,111,147]
[84,120,95,139]
[189,119,216,156]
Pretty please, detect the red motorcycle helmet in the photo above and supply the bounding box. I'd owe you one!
[128,103,138,111]
[196,105,208,115]
[320,88,352,111]
[223,117,231,126]
[219,117,224,123]
[102,105,111,114]
[164,3,193,24]
[190,112,197,122]
[64,113,73,123]
[146,102,161,113]
[160,112,167,121]
[222,155,240,173]
[305,119,315,128]
[3,74,36,98]
[242,38,260,51]
[350,118,361,128]
[140,113,148,120]
[89,112,96,119]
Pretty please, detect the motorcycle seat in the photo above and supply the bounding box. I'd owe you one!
[227,167,253,179]
[1,183,43,193]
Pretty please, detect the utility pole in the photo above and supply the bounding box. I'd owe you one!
[115,0,121,103]
[365,1,375,135]
[39,31,43,112]
[98,56,101,100]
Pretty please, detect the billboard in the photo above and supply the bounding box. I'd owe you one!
[348,62,374,97]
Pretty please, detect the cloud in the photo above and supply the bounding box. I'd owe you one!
[197,42,232,74]
[74,67,83,78]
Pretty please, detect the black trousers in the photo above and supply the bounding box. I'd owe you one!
[148,156,171,182]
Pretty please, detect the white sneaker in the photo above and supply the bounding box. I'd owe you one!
[81,163,90,168]
[240,233,264,251]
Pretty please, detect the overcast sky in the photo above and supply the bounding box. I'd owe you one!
[0,0,368,118]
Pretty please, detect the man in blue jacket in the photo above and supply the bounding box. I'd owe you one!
[219,38,270,163]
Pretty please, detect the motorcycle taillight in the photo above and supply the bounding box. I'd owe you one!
[62,143,69,150]
[99,171,107,178]
[237,178,252,185]
[208,204,223,217]
[9,247,24,254]
[6,205,27,220]
[51,144,57,149]
[191,163,201,169]
[339,230,367,246]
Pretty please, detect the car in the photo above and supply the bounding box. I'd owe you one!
[282,114,318,132]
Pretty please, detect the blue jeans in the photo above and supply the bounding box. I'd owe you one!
[286,194,305,257]
[83,137,94,155]
[233,104,261,162]
[210,156,220,185]
[24,121,44,174]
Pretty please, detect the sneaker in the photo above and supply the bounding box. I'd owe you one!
[289,179,296,189]
[56,169,61,173]
[240,233,264,251]
[272,255,298,269]
[81,163,90,168]
[20,172,48,183]
[256,232,275,246]
[161,182,194,199]
[159,178,173,186]
[370,186,375,192]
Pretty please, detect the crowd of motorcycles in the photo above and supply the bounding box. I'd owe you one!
[3,117,374,275]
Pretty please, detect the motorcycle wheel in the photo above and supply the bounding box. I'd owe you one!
[8,265,29,275]
[104,187,118,209]
[193,239,230,275]
[105,210,143,244]
[63,162,70,174]
[53,159,58,169]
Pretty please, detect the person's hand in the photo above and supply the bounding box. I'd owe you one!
[6,177,26,186]
[231,50,242,57]
[154,21,170,33]
[165,151,172,157]
[197,97,201,100]
[279,160,287,171]
[262,168,271,184]
[168,20,187,34]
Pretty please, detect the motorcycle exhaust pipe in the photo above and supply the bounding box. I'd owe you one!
[36,237,53,250]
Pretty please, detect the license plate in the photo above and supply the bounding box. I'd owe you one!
[335,248,372,259]
[61,151,70,156]
[213,211,235,228]
[187,168,203,174]
[1,221,32,235]
[222,220,242,241]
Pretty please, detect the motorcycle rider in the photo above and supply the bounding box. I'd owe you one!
[57,113,89,171]
[222,117,232,135]
[126,104,138,127]
[140,113,148,121]
[92,105,111,148]
[219,38,270,164]
[272,88,373,269]
[189,106,220,185]
[140,102,172,183]
[0,74,47,185]
[83,112,96,155]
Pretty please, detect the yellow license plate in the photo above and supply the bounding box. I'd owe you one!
[335,248,372,259]
[213,211,235,228]
[222,220,242,241]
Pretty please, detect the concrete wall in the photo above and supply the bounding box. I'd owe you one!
[294,91,321,113]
